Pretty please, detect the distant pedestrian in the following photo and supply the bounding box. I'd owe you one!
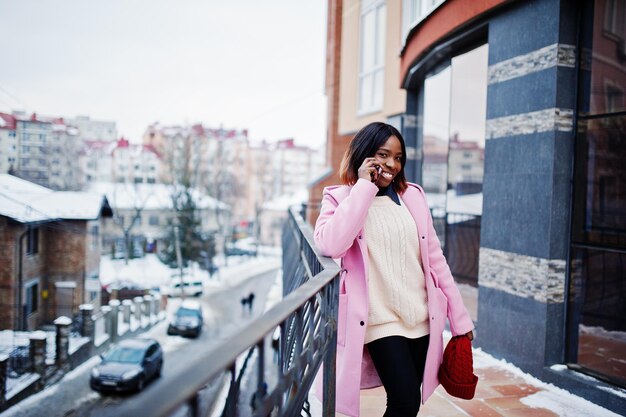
[241,297,248,317]
[250,382,268,415]
[271,327,280,363]
[247,292,255,313]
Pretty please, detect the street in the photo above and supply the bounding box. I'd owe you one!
[0,266,280,417]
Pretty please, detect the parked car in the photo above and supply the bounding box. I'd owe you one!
[167,300,204,337]
[225,246,256,257]
[162,275,204,297]
[90,338,163,393]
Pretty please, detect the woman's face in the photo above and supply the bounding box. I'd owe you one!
[372,135,403,188]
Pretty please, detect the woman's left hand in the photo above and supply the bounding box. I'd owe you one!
[465,331,474,341]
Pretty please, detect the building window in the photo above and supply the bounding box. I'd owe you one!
[149,215,159,226]
[604,0,625,39]
[419,43,488,287]
[26,227,39,255]
[25,281,39,315]
[567,0,626,389]
[358,0,386,114]
[402,0,446,38]
[90,225,99,250]
[606,82,624,112]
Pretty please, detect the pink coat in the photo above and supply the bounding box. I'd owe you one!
[314,179,474,417]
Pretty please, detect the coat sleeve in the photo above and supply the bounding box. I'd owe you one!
[314,179,378,259]
[425,201,474,337]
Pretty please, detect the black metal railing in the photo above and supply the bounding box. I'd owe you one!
[108,207,340,417]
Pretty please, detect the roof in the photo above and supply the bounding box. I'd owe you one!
[0,112,16,129]
[0,174,113,223]
[88,181,229,211]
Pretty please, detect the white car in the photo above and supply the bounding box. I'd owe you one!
[162,277,204,297]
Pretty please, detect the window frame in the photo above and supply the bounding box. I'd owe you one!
[357,0,387,115]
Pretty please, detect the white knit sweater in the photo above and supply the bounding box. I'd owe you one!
[363,196,430,344]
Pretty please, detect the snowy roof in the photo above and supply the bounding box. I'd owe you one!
[0,112,16,129]
[88,181,229,211]
[0,174,112,223]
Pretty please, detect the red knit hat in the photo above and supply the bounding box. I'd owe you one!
[438,335,478,400]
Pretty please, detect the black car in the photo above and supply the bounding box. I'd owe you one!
[90,338,163,393]
[167,301,204,337]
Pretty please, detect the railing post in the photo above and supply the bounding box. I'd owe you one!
[153,295,160,316]
[121,300,132,324]
[54,316,72,372]
[79,304,95,342]
[322,278,338,416]
[133,296,143,325]
[0,354,7,408]
[109,300,120,342]
[29,330,47,388]
[100,305,112,340]
[142,295,152,325]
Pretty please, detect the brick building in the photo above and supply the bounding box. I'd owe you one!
[0,174,112,331]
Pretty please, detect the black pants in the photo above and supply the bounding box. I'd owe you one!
[366,335,430,417]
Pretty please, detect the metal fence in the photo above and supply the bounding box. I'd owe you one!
[110,207,341,417]
[431,209,481,287]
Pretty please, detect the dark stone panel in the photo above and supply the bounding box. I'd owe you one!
[555,66,578,109]
[481,172,556,258]
[508,173,553,257]
[549,172,573,259]
[487,69,559,119]
[480,173,514,251]
[481,133,574,259]
[558,0,579,46]
[488,0,561,64]
[484,134,555,176]
[545,302,566,363]
[487,67,577,119]
[476,285,551,376]
[553,130,575,175]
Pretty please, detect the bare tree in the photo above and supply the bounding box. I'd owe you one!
[161,129,218,272]
[110,182,151,265]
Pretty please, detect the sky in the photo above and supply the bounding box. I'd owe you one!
[0,0,328,149]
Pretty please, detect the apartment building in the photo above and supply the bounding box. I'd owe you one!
[0,113,17,175]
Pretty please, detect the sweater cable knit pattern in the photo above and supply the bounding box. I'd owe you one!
[363,196,430,343]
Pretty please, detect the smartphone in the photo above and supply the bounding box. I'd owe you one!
[372,165,382,183]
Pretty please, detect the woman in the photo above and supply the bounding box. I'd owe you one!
[314,122,474,417]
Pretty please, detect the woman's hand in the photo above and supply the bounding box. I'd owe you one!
[357,157,381,183]
[465,331,474,341]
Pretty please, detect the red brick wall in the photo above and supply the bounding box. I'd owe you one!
[0,217,17,329]
[0,219,47,330]
[308,0,350,226]
[43,221,87,324]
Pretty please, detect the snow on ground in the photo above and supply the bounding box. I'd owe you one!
[470,339,623,417]
[99,254,175,288]
[4,356,101,411]
[99,252,281,293]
